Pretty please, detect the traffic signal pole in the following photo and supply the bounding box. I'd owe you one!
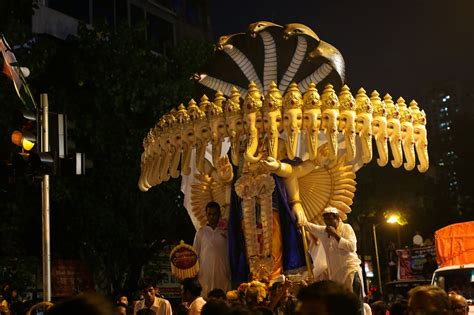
[40,93,51,301]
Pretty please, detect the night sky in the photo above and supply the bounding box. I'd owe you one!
[210,0,474,103]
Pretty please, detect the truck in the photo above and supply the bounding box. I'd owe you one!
[431,221,474,314]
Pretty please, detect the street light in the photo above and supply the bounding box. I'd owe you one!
[373,213,407,295]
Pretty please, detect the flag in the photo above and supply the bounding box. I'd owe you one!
[0,36,23,97]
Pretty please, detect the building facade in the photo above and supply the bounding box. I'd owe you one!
[32,0,211,53]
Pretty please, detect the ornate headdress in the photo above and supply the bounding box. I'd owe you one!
[263,81,282,113]
[187,99,205,121]
[283,82,303,111]
[199,95,212,117]
[410,100,426,126]
[338,85,356,112]
[355,88,373,115]
[302,82,321,111]
[225,86,242,117]
[175,103,190,125]
[320,84,339,111]
[243,81,263,114]
[384,94,399,120]
[208,91,225,118]
[371,90,386,117]
[397,97,412,123]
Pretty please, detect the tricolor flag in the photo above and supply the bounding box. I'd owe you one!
[0,35,23,98]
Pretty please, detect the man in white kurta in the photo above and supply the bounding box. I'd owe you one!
[193,201,231,298]
[304,207,364,297]
[134,284,172,315]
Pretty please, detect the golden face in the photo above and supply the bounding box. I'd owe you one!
[356,114,372,135]
[321,109,338,133]
[283,108,303,134]
[210,116,227,142]
[387,119,401,137]
[226,115,245,140]
[159,132,171,151]
[372,117,387,138]
[263,110,282,137]
[338,111,355,134]
[195,121,211,143]
[401,122,414,140]
[413,124,426,143]
[182,124,195,146]
[303,108,321,134]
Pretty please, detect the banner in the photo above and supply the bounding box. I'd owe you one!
[51,260,94,297]
[396,246,436,280]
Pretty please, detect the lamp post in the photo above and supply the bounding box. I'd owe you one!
[372,223,383,295]
[372,213,407,296]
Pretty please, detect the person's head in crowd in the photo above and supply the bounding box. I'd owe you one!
[205,202,221,229]
[296,280,360,315]
[448,291,469,315]
[370,300,387,315]
[116,294,128,306]
[407,285,450,315]
[269,275,291,305]
[116,302,127,315]
[201,298,230,315]
[181,277,202,303]
[46,293,114,315]
[207,288,226,300]
[139,280,157,306]
[389,299,408,315]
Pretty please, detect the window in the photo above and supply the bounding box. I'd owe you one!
[93,0,114,26]
[146,13,174,53]
[131,4,145,26]
[115,0,128,26]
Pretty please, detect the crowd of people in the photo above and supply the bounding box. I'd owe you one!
[0,278,470,315]
[0,202,470,315]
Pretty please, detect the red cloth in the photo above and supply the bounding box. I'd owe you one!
[435,221,474,267]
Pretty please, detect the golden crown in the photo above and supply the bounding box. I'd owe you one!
[355,88,373,115]
[397,97,413,123]
[225,86,242,116]
[187,99,205,121]
[164,110,177,128]
[208,91,225,118]
[409,100,427,126]
[263,81,283,113]
[302,82,321,111]
[243,81,263,114]
[370,90,386,117]
[338,85,356,112]
[384,94,399,120]
[199,94,212,117]
[175,103,190,125]
[320,84,339,111]
[283,82,303,111]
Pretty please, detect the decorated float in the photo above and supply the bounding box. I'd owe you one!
[138,21,429,284]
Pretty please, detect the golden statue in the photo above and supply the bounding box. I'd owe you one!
[139,21,430,284]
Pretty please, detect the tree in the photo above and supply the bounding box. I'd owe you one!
[1,7,213,295]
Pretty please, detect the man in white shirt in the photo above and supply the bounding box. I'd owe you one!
[181,278,206,315]
[133,282,172,315]
[304,206,364,315]
[193,201,231,298]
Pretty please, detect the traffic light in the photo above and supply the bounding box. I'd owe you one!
[10,109,37,151]
[10,109,55,175]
